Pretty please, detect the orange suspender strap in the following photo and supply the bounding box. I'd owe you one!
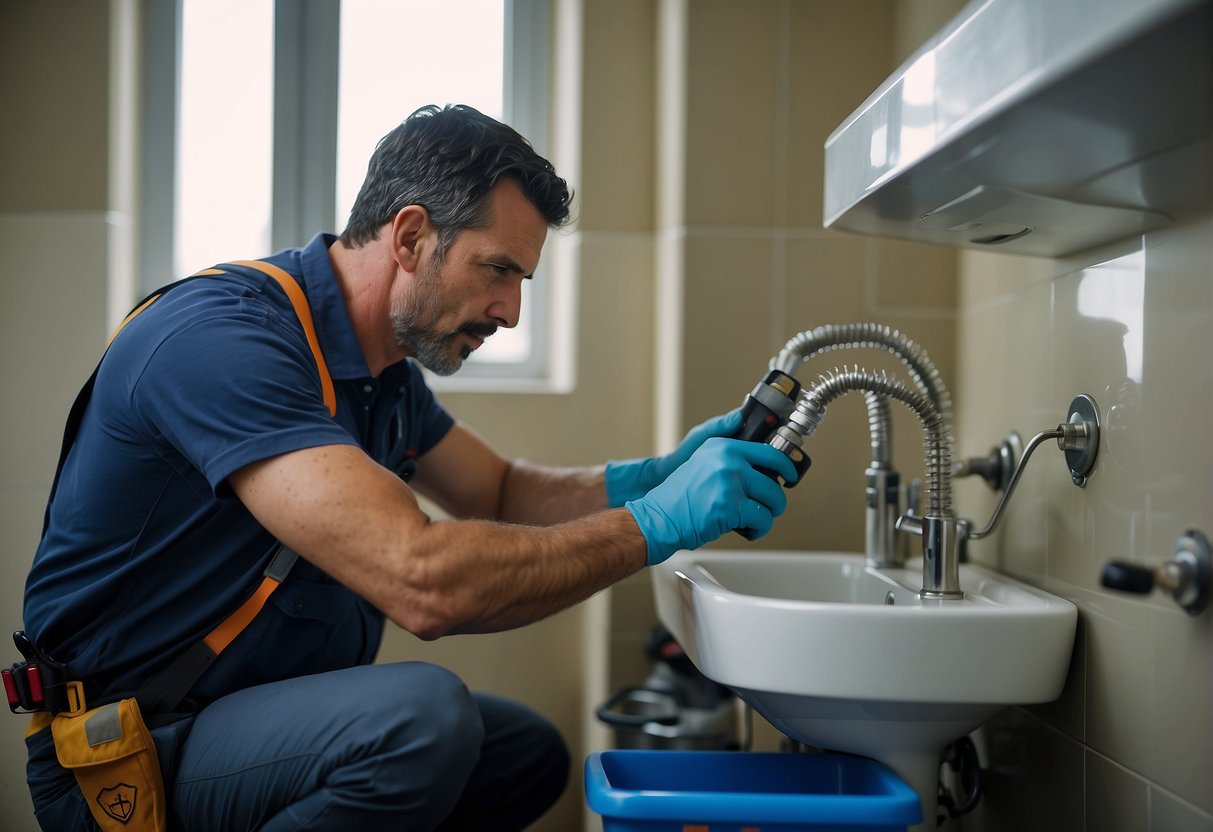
[195,259,337,417]
[32,260,331,718]
[129,260,332,714]
[110,260,335,416]
[202,548,295,655]
[135,533,300,714]
[109,293,164,345]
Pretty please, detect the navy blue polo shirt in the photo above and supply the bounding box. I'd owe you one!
[23,233,454,708]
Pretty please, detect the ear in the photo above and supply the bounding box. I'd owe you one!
[389,204,433,272]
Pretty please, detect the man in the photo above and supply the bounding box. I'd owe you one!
[21,104,796,831]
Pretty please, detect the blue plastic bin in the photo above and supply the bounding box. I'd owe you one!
[585,750,921,832]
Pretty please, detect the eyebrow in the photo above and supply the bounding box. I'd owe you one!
[493,255,534,279]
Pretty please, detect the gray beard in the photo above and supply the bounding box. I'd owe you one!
[390,261,494,376]
[391,304,466,377]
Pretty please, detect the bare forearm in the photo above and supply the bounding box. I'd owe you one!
[231,444,645,642]
[497,459,608,525]
[399,508,645,637]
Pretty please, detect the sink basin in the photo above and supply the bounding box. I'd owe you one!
[652,550,1077,827]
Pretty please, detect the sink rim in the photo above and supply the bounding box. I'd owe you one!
[653,549,1078,707]
[672,549,1075,612]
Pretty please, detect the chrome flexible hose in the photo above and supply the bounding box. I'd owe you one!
[864,391,893,467]
[790,366,952,517]
[771,322,953,431]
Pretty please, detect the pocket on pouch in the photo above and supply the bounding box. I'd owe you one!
[52,697,166,832]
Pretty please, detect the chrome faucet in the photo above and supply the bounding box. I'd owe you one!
[769,324,952,571]
[757,322,1104,600]
[766,365,963,599]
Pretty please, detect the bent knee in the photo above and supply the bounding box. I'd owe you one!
[374,663,483,760]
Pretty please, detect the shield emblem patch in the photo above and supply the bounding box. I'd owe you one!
[96,783,138,824]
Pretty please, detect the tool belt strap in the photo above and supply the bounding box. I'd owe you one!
[134,544,298,715]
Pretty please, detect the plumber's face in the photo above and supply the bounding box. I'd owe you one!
[391,178,546,375]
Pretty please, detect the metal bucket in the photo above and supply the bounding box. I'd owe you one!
[596,628,738,750]
[597,686,737,750]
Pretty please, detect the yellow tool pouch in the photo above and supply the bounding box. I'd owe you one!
[50,683,165,831]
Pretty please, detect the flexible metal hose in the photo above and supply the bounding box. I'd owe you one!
[771,323,953,463]
[864,391,892,467]
[789,366,952,517]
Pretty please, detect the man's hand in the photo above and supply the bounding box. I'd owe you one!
[624,437,798,565]
[604,409,743,507]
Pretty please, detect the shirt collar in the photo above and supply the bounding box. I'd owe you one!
[290,233,378,383]
[280,233,415,390]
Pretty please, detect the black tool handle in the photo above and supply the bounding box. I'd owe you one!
[595,687,680,727]
[736,370,800,443]
[1101,561,1156,594]
[733,370,806,540]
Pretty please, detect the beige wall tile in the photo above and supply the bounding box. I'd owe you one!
[607,630,654,693]
[577,0,657,233]
[892,0,968,66]
[786,1,897,230]
[868,238,957,311]
[1084,592,1154,769]
[679,232,777,426]
[1137,218,1213,553]
[0,4,110,213]
[782,234,870,335]
[957,249,1059,306]
[1150,603,1213,813]
[1050,253,1142,440]
[1151,788,1213,832]
[956,709,1084,832]
[683,0,780,228]
[765,409,874,553]
[1,216,111,477]
[953,278,1053,583]
[955,209,1213,830]
[610,570,657,626]
[1086,750,1150,832]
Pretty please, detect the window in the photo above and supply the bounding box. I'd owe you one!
[141,0,558,388]
[175,0,274,278]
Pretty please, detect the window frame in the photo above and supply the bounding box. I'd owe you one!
[139,0,564,391]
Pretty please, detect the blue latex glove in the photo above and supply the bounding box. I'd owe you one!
[604,409,743,507]
[625,437,799,565]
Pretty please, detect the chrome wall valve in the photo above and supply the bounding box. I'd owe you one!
[1102,530,1211,616]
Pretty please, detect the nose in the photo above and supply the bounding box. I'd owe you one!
[488,274,524,329]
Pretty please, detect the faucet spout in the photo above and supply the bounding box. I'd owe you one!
[785,365,962,599]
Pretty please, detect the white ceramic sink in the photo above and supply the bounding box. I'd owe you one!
[652,550,1078,827]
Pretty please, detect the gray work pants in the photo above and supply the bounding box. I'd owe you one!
[28,662,570,831]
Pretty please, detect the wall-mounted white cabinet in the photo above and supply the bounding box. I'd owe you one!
[824,0,1212,257]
